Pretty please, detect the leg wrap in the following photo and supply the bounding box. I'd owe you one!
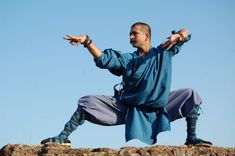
[186,105,200,141]
[59,107,85,138]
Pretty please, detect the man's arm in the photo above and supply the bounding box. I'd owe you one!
[161,29,189,50]
[63,34,102,59]
[63,34,126,76]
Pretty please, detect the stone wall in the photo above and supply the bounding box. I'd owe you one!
[1,144,235,156]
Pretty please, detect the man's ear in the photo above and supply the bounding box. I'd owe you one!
[145,33,151,41]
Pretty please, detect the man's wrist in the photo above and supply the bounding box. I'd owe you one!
[83,35,92,47]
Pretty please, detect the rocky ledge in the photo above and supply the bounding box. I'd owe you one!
[0,144,235,156]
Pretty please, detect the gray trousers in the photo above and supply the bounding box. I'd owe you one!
[78,88,202,126]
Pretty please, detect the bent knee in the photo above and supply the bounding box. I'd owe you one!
[183,88,194,96]
[78,95,96,106]
[78,95,94,102]
[183,88,202,105]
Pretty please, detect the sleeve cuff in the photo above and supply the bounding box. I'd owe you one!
[94,52,104,67]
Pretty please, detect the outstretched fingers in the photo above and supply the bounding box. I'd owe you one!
[161,40,171,50]
[63,34,74,40]
[63,34,82,46]
[161,35,177,50]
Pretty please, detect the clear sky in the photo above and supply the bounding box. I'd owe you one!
[1,0,235,149]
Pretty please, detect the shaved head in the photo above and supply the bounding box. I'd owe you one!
[131,22,151,39]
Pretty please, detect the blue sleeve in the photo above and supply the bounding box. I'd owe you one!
[169,30,191,56]
[95,48,127,76]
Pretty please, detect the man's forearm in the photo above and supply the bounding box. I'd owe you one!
[86,42,102,60]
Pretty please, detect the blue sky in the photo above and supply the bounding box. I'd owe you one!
[1,0,235,148]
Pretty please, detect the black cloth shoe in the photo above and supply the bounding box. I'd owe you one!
[41,136,71,147]
[185,138,212,147]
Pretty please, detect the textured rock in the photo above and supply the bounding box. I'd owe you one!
[0,144,235,156]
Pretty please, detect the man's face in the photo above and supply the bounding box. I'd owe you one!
[129,25,148,48]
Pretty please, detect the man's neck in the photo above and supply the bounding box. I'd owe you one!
[138,44,151,57]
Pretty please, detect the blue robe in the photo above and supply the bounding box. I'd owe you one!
[95,32,191,144]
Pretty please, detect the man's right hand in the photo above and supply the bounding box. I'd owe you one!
[63,34,102,59]
[63,34,87,47]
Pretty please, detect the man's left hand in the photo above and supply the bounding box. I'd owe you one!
[161,34,182,50]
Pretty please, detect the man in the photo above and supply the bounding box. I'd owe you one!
[41,22,212,147]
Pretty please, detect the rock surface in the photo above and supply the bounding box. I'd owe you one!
[0,144,235,156]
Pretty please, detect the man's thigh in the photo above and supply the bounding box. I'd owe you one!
[166,88,202,122]
[78,95,127,126]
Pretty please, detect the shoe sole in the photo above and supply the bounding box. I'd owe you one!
[186,143,212,148]
[195,143,212,147]
[60,143,72,147]
[43,142,72,147]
